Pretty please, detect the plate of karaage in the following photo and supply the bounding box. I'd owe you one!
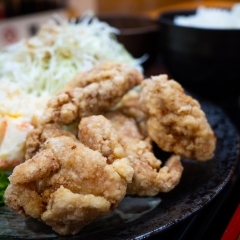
[0,62,238,240]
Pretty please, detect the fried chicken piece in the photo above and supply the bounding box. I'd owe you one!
[25,123,76,160]
[114,86,148,138]
[140,75,216,161]
[41,62,143,125]
[104,111,183,196]
[78,115,125,166]
[4,116,134,236]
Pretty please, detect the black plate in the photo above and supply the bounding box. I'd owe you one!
[0,96,239,240]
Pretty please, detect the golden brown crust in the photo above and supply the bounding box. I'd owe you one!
[105,111,183,196]
[41,186,111,235]
[78,115,125,164]
[140,75,216,161]
[4,115,134,236]
[41,62,143,124]
[113,87,148,138]
[4,183,45,219]
[25,123,76,160]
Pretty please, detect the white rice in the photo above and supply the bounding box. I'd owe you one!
[174,3,240,29]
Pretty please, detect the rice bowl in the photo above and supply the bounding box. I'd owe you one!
[158,4,240,100]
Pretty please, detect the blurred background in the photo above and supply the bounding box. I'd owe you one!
[0,2,240,240]
[1,0,239,18]
[0,0,238,46]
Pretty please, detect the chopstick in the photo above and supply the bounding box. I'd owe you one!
[221,203,240,240]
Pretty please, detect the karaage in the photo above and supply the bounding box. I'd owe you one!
[114,86,148,138]
[25,123,76,160]
[105,111,183,196]
[4,115,134,235]
[140,75,216,161]
[41,62,143,125]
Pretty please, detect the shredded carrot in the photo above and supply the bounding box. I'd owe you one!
[0,120,7,144]
[16,121,31,131]
[0,158,22,170]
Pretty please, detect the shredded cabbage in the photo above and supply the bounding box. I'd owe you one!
[0,12,143,97]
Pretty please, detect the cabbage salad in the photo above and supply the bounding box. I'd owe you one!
[0,12,143,172]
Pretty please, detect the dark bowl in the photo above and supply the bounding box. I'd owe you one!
[98,14,160,68]
[158,9,240,101]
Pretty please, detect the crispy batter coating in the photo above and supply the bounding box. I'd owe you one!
[114,86,148,138]
[41,62,143,125]
[105,111,183,196]
[4,116,134,236]
[25,123,76,160]
[78,115,134,182]
[140,75,216,161]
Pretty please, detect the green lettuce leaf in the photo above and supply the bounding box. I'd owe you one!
[0,170,9,205]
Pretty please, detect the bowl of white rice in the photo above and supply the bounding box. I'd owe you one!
[158,3,240,100]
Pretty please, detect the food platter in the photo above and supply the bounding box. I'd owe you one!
[0,94,239,240]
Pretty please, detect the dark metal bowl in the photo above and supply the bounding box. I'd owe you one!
[158,10,240,101]
[98,14,160,68]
